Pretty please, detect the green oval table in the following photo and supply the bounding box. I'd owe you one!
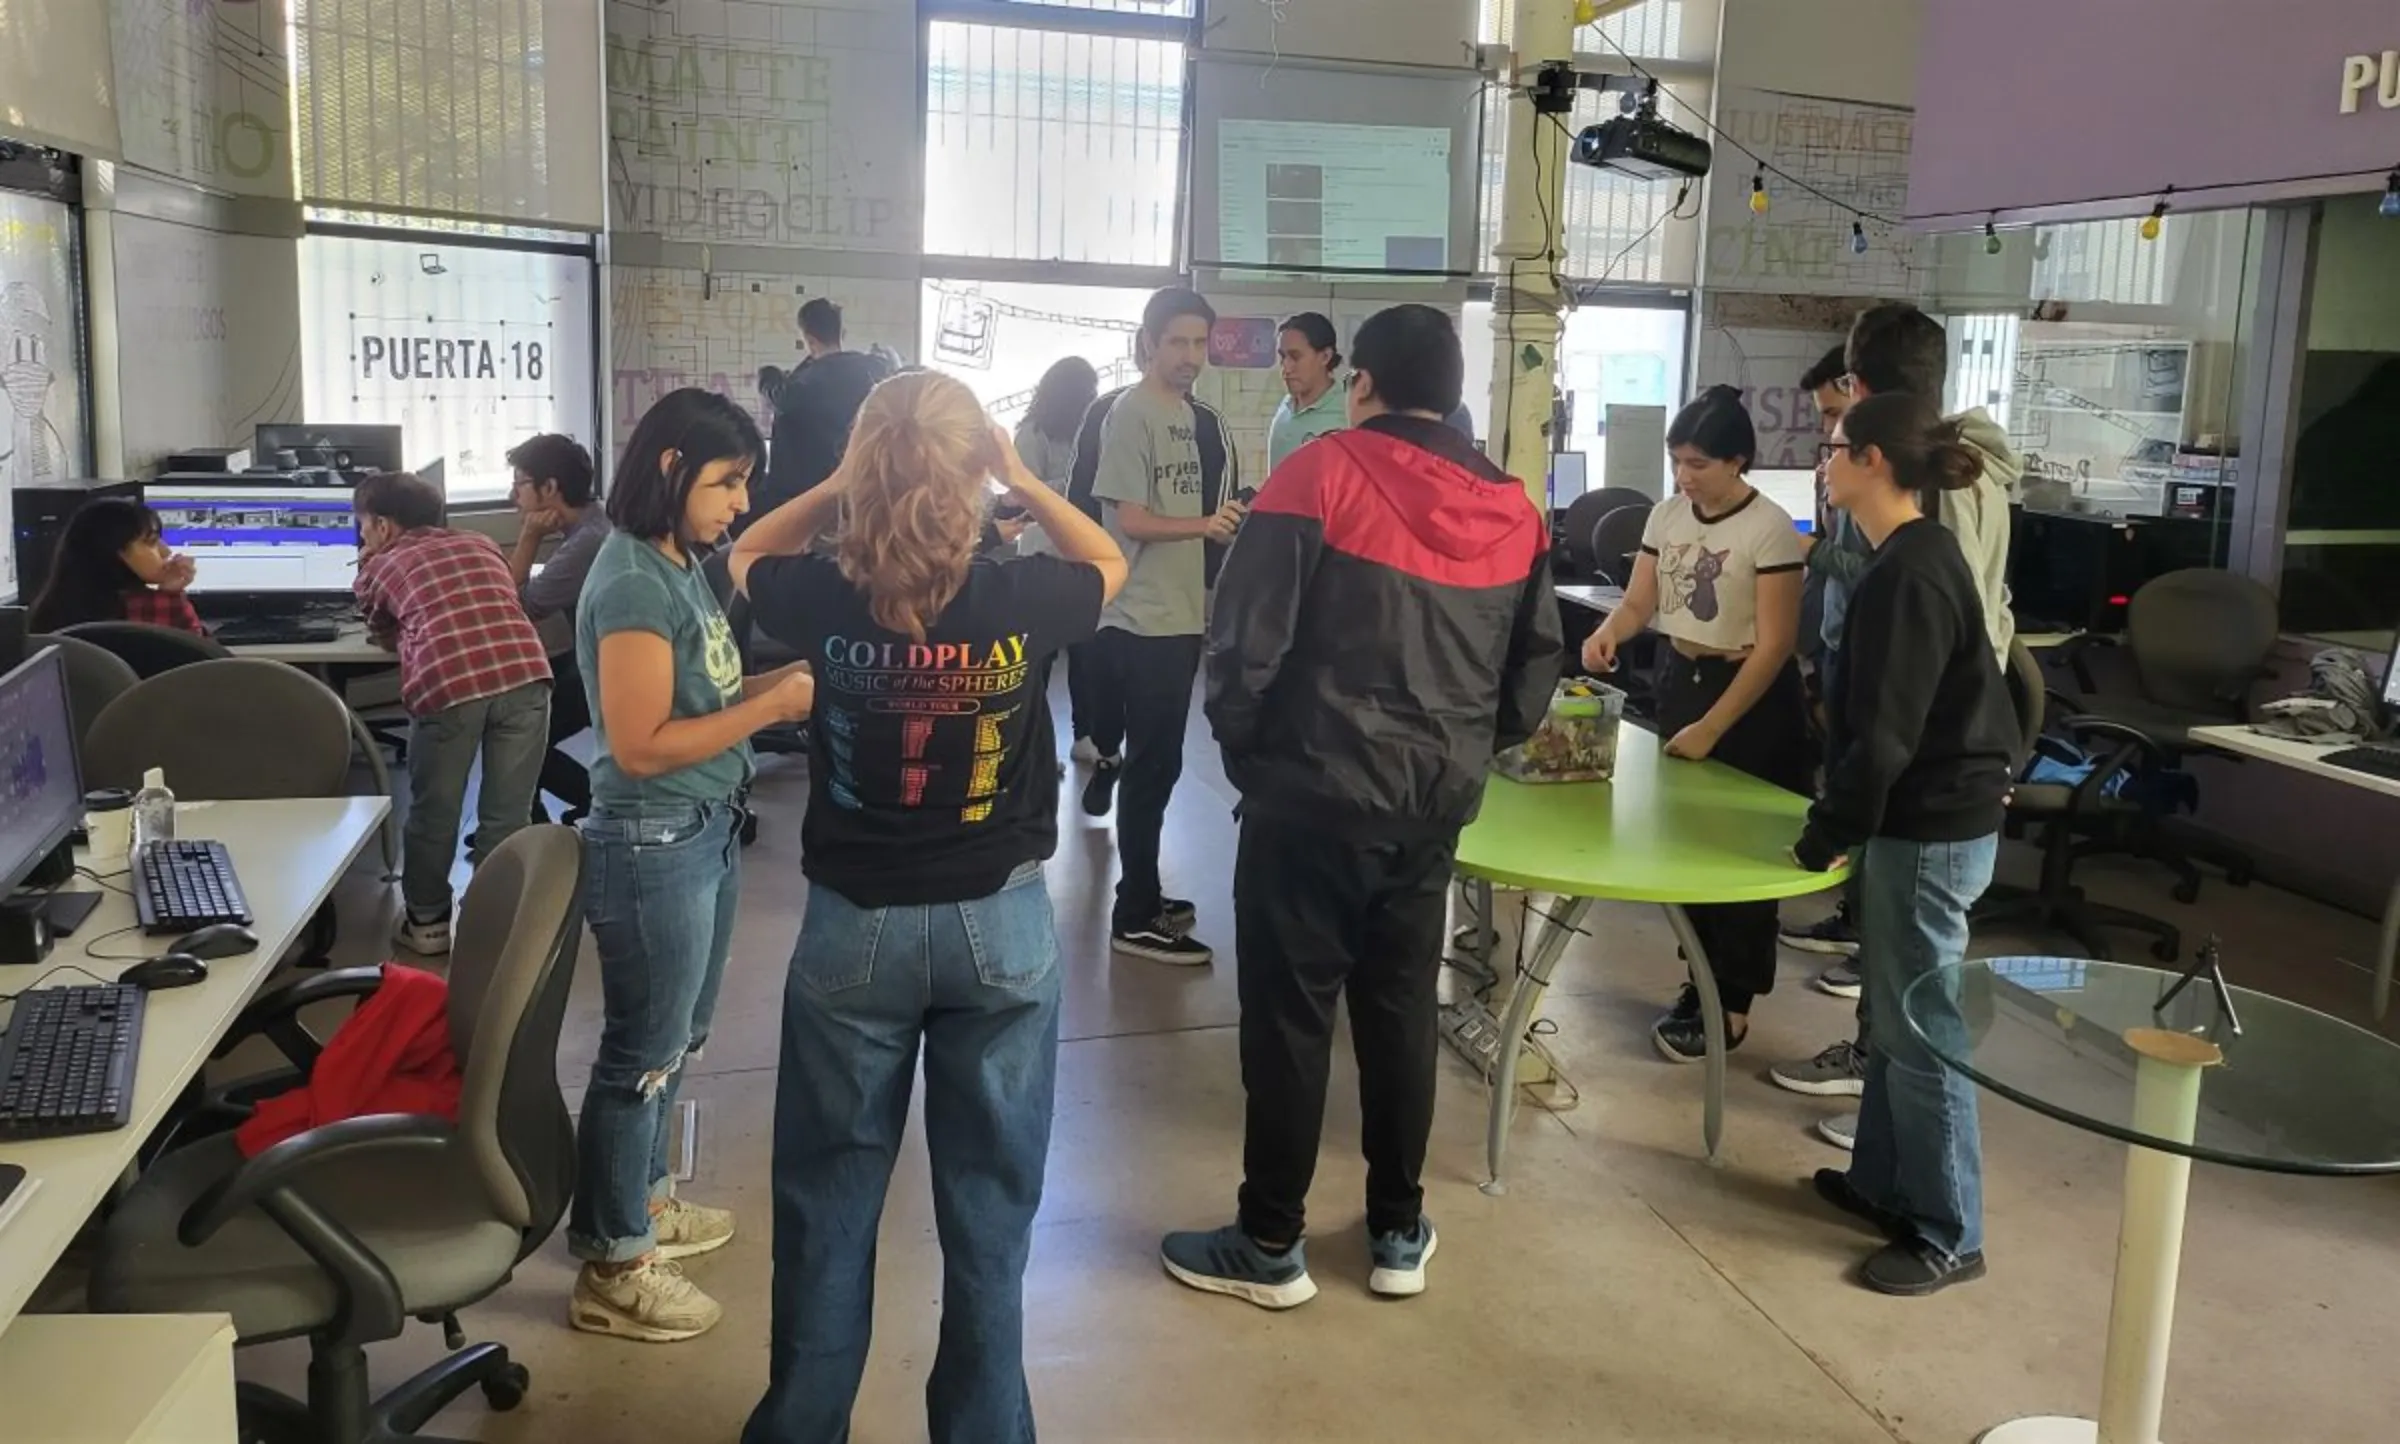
[1454,724,1848,1191]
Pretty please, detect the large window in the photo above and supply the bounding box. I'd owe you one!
[299,226,597,504]
[2281,195,2400,638]
[923,21,1185,269]
[917,280,1148,426]
[0,185,89,600]
[1463,297,1688,491]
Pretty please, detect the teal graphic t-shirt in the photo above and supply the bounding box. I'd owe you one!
[576,530,755,810]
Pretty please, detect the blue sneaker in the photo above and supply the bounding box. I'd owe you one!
[1368,1216,1438,1298]
[1160,1224,1317,1310]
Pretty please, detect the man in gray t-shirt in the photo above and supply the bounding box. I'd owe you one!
[504,432,604,823]
[1084,288,1245,965]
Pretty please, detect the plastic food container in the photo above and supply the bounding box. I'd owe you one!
[1494,680,1626,783]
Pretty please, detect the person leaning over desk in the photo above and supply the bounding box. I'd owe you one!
[1792,392,2016,1299]
[1579,384,1810,1064]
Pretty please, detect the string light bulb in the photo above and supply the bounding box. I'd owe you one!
[1574,0,1601,24]
[1984,219,2003,255]
[1850,220,1868,255]
[2140,191,2171,242]
[2381,170,2400,219]
[1749,168,1769,215]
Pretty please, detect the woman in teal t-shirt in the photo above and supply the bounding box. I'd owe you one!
[564,389,816,1345]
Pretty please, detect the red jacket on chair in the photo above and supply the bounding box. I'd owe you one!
[235,964,463,1156]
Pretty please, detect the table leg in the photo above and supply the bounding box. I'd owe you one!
[2372,872,2399,1021]
[1978,1032,2218,1444]
[1482,895,1593,1197]
[1660,904,1728,1165]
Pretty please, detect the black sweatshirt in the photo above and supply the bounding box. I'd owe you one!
[1795,517,2016,870]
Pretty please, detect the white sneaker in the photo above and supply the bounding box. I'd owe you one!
[652,1195,735,1260]
[570,1258,723,1342]
[393,911,451,954]
[1817,1112,1858,1151]
[1071,737,1101,764]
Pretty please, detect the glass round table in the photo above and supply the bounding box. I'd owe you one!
[1904,957,2400,1443]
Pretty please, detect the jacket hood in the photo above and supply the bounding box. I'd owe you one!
[1339,418,1533,564]
[1949,407,2023,499]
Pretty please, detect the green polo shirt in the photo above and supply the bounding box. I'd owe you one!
[1267,385,1346,470]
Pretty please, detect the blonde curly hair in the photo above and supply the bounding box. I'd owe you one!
[835,370,1001,641]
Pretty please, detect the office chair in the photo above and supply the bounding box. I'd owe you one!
[1557,487,1653,574]
[89,826,584,1444]
[84,659,361,965]
[60,619,232,678]
[1972,640,2182,962]
[2054,567,2278,898]
[83,659,356,800]
[28,632,140,746]
[1587,502,1651,587]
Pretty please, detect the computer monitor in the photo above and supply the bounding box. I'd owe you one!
[254,423,404,478]
[0,647,91,961]
[1751,469,1820,536]
[416,457,446,501]
[147,479,359,597]
[1548,452,1588,511]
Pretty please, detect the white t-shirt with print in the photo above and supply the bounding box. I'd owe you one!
[1639,490,1805,653]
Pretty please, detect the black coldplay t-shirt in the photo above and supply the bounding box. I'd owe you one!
[746,552,1104,907]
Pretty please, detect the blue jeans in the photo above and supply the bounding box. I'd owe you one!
[1849,832,1998,1260]
[568,800,742,1263]
[744,863,1061,1444]
[403,681,551,917]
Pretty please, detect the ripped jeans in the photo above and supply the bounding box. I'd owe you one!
[568,800,743,1264]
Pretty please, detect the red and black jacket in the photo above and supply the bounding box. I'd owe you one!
[1206,415,1563,838]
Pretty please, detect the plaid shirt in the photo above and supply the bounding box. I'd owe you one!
[120,589,207,634]
[355,528,553,715]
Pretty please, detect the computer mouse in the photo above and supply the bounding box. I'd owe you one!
[122,954,210,992]
[168,923,259,960]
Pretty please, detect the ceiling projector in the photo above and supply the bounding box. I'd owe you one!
[1570,109,1713,182]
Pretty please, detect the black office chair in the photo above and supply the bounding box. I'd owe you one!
[1557,487,1653,575]
[1587,502,1651,587]
[28,632,139,746]
[90,827,583,1444]
[59,620,231,679]
[2054,568,2278,898]
[1972,640,2182,962]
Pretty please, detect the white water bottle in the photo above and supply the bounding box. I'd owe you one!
[132,768,176,852]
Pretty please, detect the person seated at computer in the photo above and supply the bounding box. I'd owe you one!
[1793,393,2014,1298]
[505,433,606,826]
[1579,385,1809,1062]
[353,472,554,956]
[27,498,206,636]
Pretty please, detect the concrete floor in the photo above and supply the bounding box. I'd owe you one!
[223,703,2400,1444]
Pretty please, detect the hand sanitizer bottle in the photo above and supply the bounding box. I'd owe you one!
[132,767,176,853]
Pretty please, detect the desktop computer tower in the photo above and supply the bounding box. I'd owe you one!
[11,478,142,610]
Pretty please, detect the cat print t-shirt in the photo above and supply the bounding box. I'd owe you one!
[746,551,1105,908]
[1639,489,1805,654]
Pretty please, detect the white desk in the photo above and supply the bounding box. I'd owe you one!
[1555,583,1624,614]
[0,796,389,1333]
[0,1313,237,1442]
[2188,724,2400,1018]
[223,622,392,668]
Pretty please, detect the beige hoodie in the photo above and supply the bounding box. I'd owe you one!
[1937,407,2019,664]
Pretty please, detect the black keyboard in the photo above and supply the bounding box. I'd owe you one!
[0,985,146,1139]
[211,616,341,646]
[134,840,254,935]
[2323,745,2400,782]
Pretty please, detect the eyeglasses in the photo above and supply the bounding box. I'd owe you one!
[1815,440,1859,468]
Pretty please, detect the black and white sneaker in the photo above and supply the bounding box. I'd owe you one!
[1113,919,1214,966]
[1780,911,1861,957]
[1651,983,1745,1063]
[1081,758,1123,817]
